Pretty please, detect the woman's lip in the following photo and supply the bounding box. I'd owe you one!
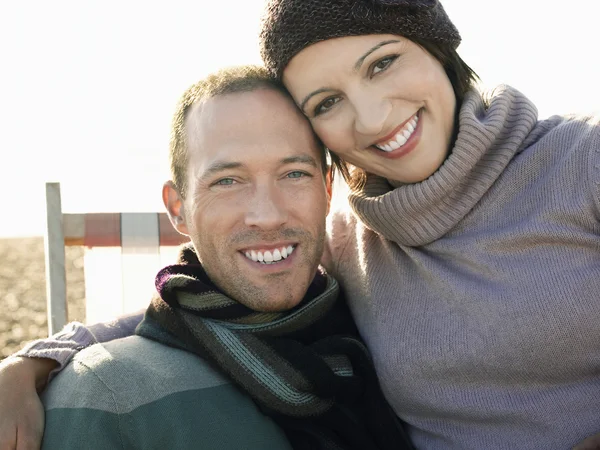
[372,110,420,147]
[369,109,422,160]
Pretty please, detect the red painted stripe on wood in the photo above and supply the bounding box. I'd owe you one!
[158,213,190,246]
[84,213,121,247]
[72,213,187,247]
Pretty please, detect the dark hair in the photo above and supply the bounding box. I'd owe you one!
[331,41,479,191]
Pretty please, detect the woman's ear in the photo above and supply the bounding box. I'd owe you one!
[162,181,189,235]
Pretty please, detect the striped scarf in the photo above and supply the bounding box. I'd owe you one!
[137,244,412,450]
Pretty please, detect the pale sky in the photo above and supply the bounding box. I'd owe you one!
[0,0,598,237]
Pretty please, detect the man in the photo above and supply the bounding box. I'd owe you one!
[0,66,409,450]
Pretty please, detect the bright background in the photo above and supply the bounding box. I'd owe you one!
[1,0,598,238]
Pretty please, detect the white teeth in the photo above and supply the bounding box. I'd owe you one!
[396,134,407,146]
[243,245,296,264]
[374,112,419,152]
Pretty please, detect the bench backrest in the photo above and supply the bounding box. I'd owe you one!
[44,182,189,335]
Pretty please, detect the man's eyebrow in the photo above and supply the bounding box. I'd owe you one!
[196,156,317,180]
[299,39,401,112]
[354,39,401,72]
[198,161,243,180]
[281,155,318,168]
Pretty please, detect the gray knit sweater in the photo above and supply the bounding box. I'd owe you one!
[326,85,600,449]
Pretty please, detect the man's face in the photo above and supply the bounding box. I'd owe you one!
[180,88,329,312]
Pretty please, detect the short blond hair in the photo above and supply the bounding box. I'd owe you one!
[169,65,327,197]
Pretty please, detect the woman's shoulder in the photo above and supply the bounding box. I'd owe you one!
[519,110,600,214]
[539,112,600,137]
[513,102,600,155]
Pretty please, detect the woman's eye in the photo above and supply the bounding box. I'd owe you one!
[372,56,397,76]
[314,97,340,116]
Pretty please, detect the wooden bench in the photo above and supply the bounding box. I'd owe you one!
[44,182,189,335]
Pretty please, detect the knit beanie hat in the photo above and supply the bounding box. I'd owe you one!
[260,0,461,79]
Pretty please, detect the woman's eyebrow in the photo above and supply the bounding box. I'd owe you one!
[300,88,332,112]
[353,39,401,71]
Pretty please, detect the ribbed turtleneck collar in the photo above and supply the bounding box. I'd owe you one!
[348,85,538,246]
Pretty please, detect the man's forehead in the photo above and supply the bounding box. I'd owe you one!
[186,90,317,153]
[186,89,305,132]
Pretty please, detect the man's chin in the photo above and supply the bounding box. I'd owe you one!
[235,282,307,313]
[213,254,318,312]
[245,290,304,313]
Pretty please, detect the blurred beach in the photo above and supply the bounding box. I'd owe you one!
[0,237,85,360]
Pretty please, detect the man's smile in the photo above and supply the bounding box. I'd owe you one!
[242,244,297,264]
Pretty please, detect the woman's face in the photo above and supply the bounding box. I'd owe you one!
[283,34,456,184]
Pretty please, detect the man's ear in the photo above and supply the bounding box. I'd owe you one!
[325,167,333,216]
[162,181,189,235]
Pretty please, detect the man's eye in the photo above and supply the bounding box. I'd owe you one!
[286,171,307,179]
[215,178,235,186]
[314,97,340,116]
[371,56,397,76]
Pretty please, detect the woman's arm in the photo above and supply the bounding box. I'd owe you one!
[0,356,56,450]
[0,311,143,450]
[13,310,144,379]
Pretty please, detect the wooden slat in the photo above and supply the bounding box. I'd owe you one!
[158,213,190,246]
[84,213,121,247]
[120,213,162,313]
[62,214,85,246]
[62,212,188,247]
[45,181,190,329]
[84,247,124,324]
[44,182,68,335]
[121,213,160,250]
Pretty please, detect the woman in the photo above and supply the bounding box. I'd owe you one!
[259,0,600,448]
[1,1,599,449]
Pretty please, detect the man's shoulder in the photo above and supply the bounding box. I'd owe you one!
[84,335,230,387]
[43,335,230,412]
[42,336,292,450]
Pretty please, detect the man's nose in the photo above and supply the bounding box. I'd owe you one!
[244,184,288,230]
[353,94,392,136]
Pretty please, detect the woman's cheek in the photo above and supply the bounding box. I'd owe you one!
[315,121,348,155]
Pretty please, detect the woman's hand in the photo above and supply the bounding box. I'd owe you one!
[0,356,57,450]
[573,432,600,450]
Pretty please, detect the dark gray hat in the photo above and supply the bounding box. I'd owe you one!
[260,0,461,79]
